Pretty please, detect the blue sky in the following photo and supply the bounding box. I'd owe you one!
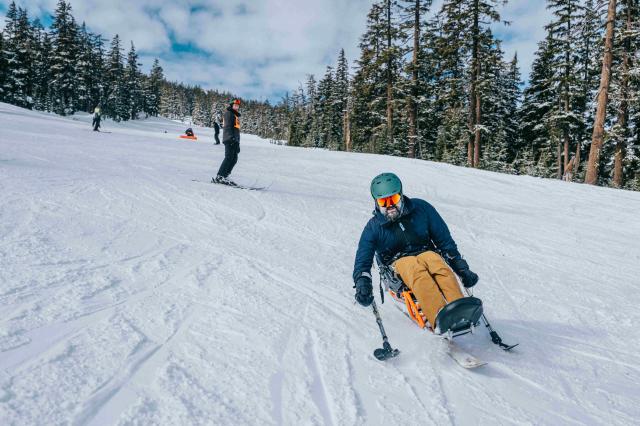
[1,1,553,103]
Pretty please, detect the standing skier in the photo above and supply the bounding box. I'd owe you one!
[92,107,101,131]
[213,99,241,184]
[353,173,479,330]
[213,117,221,145]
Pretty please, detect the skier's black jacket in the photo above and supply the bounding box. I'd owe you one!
[352,197,462,283]
[222,106,240,145]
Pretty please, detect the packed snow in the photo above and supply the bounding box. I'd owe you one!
[1,102,639,425]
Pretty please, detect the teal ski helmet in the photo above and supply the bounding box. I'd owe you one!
[370,173,402,199]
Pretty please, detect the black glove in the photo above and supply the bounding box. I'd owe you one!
[458,269,479,288]
[448,257,479,288]
[354,274,374,307]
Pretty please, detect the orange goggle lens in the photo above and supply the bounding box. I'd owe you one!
[376,193,401,208]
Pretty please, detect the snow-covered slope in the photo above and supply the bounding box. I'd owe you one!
[1,102,639,425]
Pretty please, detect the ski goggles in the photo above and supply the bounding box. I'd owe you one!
[376,193,401,208]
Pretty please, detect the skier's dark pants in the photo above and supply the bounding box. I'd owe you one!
[214,132,220,144]
[217,142,239,177]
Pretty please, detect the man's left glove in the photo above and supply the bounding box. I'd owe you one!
[448,257,479,288]
[354,273,374,307]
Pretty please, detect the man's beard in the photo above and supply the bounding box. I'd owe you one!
[381,199,403,221]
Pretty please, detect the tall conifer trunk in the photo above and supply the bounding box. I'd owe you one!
[471,0,481,168]
[613,0,631,187]
[386,0,394,148]
[407,0,420,158]
[562,2,572,176]
[585,0,617,184]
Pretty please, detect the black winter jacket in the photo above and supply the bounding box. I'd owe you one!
[352,197,462,282]
[222,107,240,144]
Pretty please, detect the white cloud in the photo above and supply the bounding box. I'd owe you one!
[3,0,554,100]
[495,0,554,81]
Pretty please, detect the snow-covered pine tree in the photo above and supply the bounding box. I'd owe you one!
[192,92,213,127]
[2,3,34,109]
[573,0,602,180]
[145,59,163,117]
[125,42,142,120]
[481,42,521,173]
[31,19,52,112]
[398,0,432,158]
[430,6,469,165]
[50,0,79,115]
[609,0,640,187]
[350,1,402,154]
[0,30,6,101]
[104,34,126,121]
[286,89,306,146]
[545,0,585,178]
[75,22,94,112]
[303,74,318,147]
[331,49,350,151]
[416,16,445,161]
[438,0,505,167]
[519,29,558,177]
[315,66,334,149]
[627,1,640,189]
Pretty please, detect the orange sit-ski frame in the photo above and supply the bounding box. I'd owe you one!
[389,289,429,329]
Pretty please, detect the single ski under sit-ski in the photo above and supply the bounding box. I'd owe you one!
[392,303,487,369]
[446,340,486,369]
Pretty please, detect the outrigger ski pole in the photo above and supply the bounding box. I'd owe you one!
[371,300,400,361]
[465,289,518,351]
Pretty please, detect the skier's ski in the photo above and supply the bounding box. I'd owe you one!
[446,340,486,369]
[191,179,268,191]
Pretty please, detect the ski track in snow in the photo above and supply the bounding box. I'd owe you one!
[1,103,640,425]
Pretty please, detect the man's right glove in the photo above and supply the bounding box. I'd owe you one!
[354,273,374,307]
[448,257,479,288]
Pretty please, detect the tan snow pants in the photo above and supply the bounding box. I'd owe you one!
[393,251,464,328]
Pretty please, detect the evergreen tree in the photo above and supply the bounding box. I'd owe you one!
[573,0,602,179]
[125,42,142,120]
[76,22,94,112]
[303,74,318,147]
[610,0,640,187]
[331,49,350,150]
[145,59,163,116]
[519,30,558,177]
[399,0,432,157]
[31,19,52,111]
[50,0,79,115]
[0,30,6,101]
[350,2,396,154]
[3,3,34,108]
[316,66,334,148]
[104,34,126,121]
[545,0,585,178]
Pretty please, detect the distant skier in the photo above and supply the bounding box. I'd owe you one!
[92,107,101,132]
[213,117,221,145]
[185,128,195,137]
[353,173,479,330]
[213,99,241,185]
